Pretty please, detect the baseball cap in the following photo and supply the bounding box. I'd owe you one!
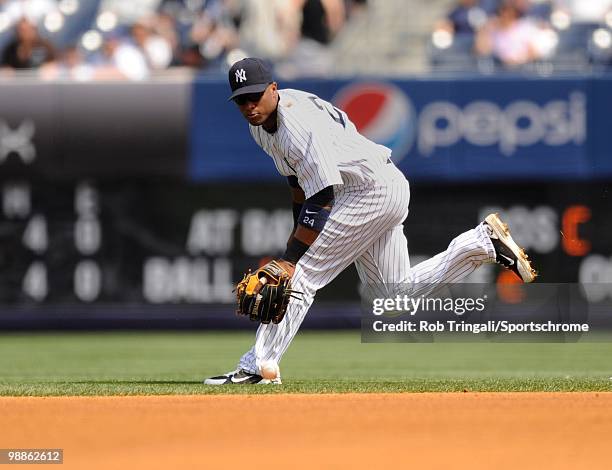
[227,57,273,101]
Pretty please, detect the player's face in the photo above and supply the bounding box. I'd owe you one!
[234,83,278,126]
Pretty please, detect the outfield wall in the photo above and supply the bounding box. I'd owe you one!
[0,76,610,328]
[191,75,612,182]
[2,75,611,182]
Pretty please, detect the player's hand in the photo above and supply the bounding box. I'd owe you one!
[251,259,294,296]
[276,259,295,277]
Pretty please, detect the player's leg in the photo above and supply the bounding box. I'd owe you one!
[234,182,411,377]
[235,263,315,376]
[355,217,493,289]
[354,224,411,287]
[404,224,495,286]
[355,216,533,302]
[400,216,535,288]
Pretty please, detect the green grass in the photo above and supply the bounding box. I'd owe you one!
[0,331,611,395]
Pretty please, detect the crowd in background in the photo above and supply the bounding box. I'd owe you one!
[1,0,611,79]
[0,0,367,80]
[434,0,612,70]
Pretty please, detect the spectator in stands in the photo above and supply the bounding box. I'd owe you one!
[186,0,240,69]
[93,32,150,80]
[101,0,164,24]
[1,17,56,69]
[131,19,174,70]
[0,0,55,24]
[38,45,94,81]
[345,0,367,18]
[511,0,531,15]
[507,0,552,20]
[156,0,204,67]
[444,0,490,35]
[301,0,346,45]
[475,1,545,67]
[553,0,612,24]
[275,0,346,78]
[152,11,182,66]
[238,0,301,61]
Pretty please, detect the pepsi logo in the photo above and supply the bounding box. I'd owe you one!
[333,82,416,162]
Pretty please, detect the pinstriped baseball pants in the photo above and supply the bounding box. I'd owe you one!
[238,170,496,374]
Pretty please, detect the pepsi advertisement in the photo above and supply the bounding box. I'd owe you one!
[190,75,612,182]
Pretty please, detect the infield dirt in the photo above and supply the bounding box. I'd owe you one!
[1,392,609,469]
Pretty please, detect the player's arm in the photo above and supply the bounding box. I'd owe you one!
[279,184,334,275]
[287,175,305,234]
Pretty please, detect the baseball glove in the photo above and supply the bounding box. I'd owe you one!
[235,260,300,324]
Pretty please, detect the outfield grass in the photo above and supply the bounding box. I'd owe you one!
[0,331,611,395]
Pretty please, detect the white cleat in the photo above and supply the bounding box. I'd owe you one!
[204,369,282,385]
[484,213,537,283]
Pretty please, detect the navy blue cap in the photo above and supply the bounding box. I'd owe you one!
[228,57,273,101]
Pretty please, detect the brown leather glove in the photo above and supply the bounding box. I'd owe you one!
[235,260,299,324]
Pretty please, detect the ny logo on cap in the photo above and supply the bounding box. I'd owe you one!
[235,69,247,83]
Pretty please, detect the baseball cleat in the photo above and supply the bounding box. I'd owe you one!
[203,368,282,385]
[484,213,537,283]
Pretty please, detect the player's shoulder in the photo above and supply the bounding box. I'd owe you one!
[279,88,314,104]
[278,89,320,129]
[279,88,327,112]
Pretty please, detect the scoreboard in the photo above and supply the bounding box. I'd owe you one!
[1,178,610,308]
[2,181,104,303]
[0,180,293,305]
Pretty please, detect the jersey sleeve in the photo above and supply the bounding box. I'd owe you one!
[282,114,343,199]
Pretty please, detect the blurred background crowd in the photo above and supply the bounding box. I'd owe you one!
[0,0,611,80]
[432,0,612,72]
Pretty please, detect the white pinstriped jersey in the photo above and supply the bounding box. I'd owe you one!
[236,88,497,377]
[249,89,395,198]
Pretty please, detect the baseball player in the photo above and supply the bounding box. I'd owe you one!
[205,57,536,385]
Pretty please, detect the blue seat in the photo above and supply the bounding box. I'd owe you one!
[548,22,599,71]
[429,33,478,72]
[41,0,102,49]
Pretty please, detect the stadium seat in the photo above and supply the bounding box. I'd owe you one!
[0,27,12,57]
[588,27,612,69]
[548,22,600,71]
[40,0,102,50]
[527,3,552,21]
[428,32,478,72]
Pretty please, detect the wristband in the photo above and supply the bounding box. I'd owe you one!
[298,202,331,232]
[282,237,310,264]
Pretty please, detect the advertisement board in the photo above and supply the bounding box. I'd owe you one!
[0,81,189,180]
[191,76,612,182]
